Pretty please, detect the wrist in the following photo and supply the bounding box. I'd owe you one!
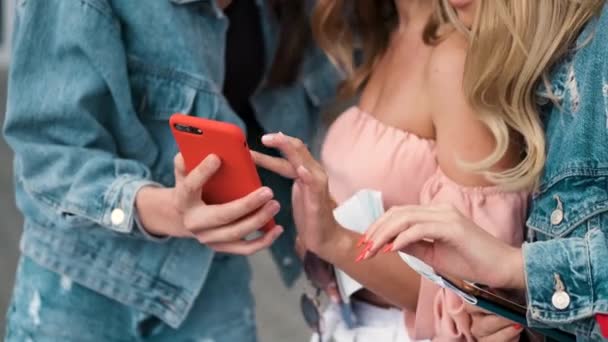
[505,247,526,290]
[310,222,351,263]
[135,186,182,237]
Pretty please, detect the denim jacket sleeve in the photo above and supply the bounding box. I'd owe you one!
[3,0,162,238]
[521,6,608,339]
[523,230,608,338]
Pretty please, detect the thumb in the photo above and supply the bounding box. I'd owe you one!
[180,154,221,202]
[399,240,435,265]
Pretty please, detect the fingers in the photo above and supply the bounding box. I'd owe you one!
[396,229,436,262]
[174,153,186,182]
[465,303,490,316]
[262,133,320,173]
[477,325,522,342]
[175,154,221,207]
[296,164,328,196]
[470,313,515,338]
[183,187,274,230]
[207,226,284,256]
[365,206,445,256]
[251,150,298,179]
[193,200,280,243]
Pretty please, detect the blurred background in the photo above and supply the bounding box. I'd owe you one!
[0,1,308,340]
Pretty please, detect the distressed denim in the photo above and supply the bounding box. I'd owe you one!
[2,0,340,336]
[6,256,257,342]
[523,4,608,340]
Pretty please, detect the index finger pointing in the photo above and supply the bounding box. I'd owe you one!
[261,133,315,170]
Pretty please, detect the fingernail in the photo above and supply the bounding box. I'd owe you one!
[261,134,275,143]
[356,236,367,248]
[207,154,221,167]
[355,251,366,263]
[382,243,393,253]
[258,188,273,199]
[268,201,281,215]
[513,324,522,330]
[364,242,373,253]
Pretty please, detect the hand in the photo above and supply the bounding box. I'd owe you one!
[251,132,342,256]
[135,153,284,255]
[468,305,523,342]
[362,203,525,289]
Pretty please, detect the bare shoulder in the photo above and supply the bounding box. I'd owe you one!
[428,32,518,187]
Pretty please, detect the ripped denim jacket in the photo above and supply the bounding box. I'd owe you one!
[523,4,608,340]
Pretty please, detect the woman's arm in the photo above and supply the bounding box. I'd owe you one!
[252,138,421,311]
[363,35,527,340]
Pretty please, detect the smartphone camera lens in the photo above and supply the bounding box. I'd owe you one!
[174,124,202,135]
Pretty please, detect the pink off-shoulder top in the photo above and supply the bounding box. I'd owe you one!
[321,107,529,341]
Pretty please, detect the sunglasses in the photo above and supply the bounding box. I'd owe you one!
[301,251,332,339]
[301,252,356,340]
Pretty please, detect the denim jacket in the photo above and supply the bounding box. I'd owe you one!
[523,4,608,340]
[3,0,339,328]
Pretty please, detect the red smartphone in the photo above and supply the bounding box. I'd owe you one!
[170,114,275,232]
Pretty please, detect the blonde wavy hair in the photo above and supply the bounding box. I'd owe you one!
[441,0,605,189]
[313,0,604,189]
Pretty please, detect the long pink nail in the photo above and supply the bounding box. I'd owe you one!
[356,236,367,248]
[381,243,394,254]
[261,134,275,143]
[355,251,366,263]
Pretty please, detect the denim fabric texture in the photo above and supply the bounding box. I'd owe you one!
[2,0,340,337]
[523,4,608,340]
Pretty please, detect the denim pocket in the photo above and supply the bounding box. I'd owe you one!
[528,174,608,238]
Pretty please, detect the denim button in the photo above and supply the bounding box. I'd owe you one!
[551,209,564,225]
[552,290,570,310]
[111,208,126,225]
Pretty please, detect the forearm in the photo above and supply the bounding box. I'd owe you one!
[314,225,420,311]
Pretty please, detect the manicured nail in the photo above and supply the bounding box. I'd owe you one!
[364,242,373,253]
[513,324,522,330]
[356,236,367,248]
[355,251,366,263]
[382,243,394,253]
[261,134,275,143]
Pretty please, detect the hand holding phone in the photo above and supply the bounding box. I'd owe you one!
[170,114,276,232]
[134,114,285,256]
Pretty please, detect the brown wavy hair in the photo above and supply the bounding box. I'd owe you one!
[312,0,444,98]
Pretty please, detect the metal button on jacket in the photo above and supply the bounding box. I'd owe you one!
[111,208,125,226]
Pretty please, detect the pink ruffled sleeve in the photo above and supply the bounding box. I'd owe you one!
[405,169,529,341]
